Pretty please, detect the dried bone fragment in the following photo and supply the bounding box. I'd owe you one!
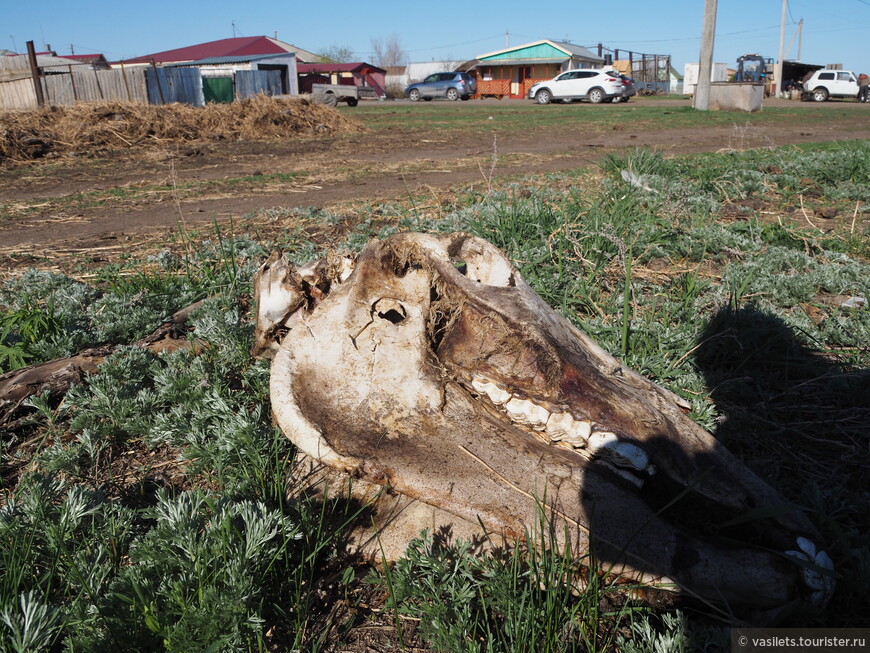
[0,299,205,425]
[254,232,835,619]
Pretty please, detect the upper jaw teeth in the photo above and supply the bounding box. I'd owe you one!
[470,374,654,478]
[588,431,651,472]
[545,412,592,446]
[504,397,549,430]
[471,377,511,406]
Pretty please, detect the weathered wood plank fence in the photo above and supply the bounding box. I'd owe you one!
[1,65,286,110]
[0,63,149,110]
[43,66,150,105]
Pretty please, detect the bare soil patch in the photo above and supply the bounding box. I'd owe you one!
[1,97,868,273]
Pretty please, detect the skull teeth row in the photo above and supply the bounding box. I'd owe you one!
[470,376,653,474]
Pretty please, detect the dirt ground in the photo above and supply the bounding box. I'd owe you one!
[2,97,868,270]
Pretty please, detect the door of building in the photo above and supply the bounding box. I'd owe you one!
[203,77,234,103]
[512,66,532,98]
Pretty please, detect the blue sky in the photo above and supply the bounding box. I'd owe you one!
[5,0,870,73]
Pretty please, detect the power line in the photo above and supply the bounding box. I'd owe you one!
[596,23,786,45]
[403,34,505,54]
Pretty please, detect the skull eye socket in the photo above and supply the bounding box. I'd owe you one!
[373,298,407,324]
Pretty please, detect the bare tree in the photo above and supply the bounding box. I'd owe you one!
[316,44,355,63]
[371,34,407,68]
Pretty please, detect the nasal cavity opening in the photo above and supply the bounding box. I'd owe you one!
[373,298,407,324]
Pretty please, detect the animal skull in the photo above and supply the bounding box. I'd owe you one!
[253,232,834,618]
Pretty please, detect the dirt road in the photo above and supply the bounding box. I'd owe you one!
[2,97,868,259]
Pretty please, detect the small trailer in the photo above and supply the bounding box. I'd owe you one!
[311,83,377,107]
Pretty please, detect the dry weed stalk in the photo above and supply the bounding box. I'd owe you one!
[0,96,363,164]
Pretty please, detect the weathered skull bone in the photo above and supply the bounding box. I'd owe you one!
[253,232,835,616]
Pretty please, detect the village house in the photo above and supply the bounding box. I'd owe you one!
[122,36,318,66]
[465,40,604,99]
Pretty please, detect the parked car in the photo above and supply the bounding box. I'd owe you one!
[528,69,624,105]
[405,72,477,101]
[802,69,861,102]
[611,75,637,103]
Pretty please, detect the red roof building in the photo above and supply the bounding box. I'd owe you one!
[122,36,318,65]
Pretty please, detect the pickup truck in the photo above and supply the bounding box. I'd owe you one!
[311,83,377,107]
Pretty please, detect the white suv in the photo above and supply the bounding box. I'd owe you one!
[803,70,860,102]
[529,69,623,105]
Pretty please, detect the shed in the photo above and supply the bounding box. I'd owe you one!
[158,52,299,105]
[296,62,386,97]
[471,40,604,99]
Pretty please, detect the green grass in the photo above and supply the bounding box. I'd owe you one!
[2,140,869,650]
[371,522,635,652]
[344,101,867,134]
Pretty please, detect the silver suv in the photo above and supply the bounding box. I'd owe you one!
[803,70,860,102]
[529,69,623,104]
[405,72,477,101]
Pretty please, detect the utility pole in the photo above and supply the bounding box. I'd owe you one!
[506,30,509,48]
[26,40,45,107]
[797,18,803,61]
[694,0,717,111]
[775,0,787,96]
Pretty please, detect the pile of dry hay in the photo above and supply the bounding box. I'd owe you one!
[0,95,363,164]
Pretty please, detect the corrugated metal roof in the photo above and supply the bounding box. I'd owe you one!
[122,36,317,65]
[168,53,297,67]
[477,58,567,66]
[0,53,82,72]
[66,54,104,62]
[476,39,603,64]
[553,41,603,62]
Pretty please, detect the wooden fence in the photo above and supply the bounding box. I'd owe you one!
[0,78,35,110]
[0,66,149,110]
[1,65,286,110]
[145,68,204,106]
[476,79,510,99]
[44,66,149,105]
[474,78,547,100]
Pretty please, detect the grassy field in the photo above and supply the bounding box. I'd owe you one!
[346,100,869,133]
[1,129,869,650]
